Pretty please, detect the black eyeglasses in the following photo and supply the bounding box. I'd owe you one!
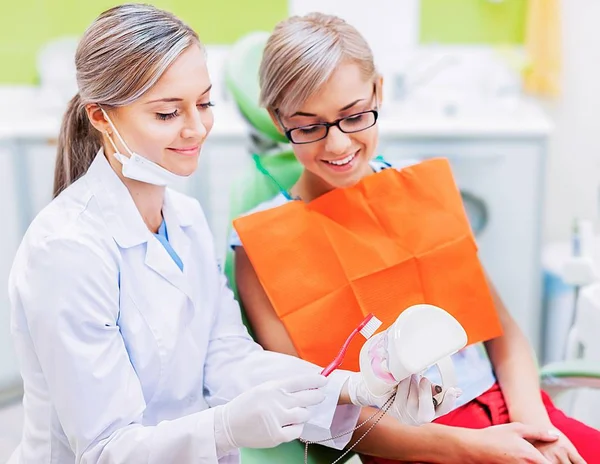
[280,109,379,144]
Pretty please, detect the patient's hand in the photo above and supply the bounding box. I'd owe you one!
[533,431,585,464]
[457,423,560,464]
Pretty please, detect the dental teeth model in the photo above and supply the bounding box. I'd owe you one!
[359,304,468,406]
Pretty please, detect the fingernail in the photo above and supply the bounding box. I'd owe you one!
[434,385,443,394]
[548,429,560,437]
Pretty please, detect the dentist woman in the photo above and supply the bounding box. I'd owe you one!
[7,4,442,464]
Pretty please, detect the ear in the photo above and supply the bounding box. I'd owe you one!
[267,108,285,135]
[85,104,112,135]
[374,74,384,109]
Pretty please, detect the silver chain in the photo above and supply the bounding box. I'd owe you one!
[300,392,396,464]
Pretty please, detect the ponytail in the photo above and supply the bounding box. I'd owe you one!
[53,93,101,198]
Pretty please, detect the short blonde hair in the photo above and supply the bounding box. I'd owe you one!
[259,13,377,115]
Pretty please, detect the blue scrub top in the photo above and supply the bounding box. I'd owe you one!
[154,220,184,271]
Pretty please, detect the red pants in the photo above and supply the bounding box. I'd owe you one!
[361,383,600,464]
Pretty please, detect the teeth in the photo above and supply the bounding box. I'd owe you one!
[327,152,356,166]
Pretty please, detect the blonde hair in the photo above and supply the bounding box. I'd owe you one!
[259,12,377,116]
[54,3,200,197]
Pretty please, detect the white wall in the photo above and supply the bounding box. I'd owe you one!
[542,0,600,243]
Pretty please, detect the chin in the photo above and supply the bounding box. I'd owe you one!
[169,159,199,177]
[337,165,370,187]
[328,174,362,190]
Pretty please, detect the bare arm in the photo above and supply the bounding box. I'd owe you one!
[483,278,586,462]
[483,277,551,428]
[234,246,298,356]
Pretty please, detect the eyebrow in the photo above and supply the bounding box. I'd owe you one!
[289,98,366,118]
[145,84,213,104]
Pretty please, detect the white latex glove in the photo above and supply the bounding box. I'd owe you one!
[214,373,327,456]
[346,371,394,410]
[432,383,462,419]
[347,373,461,426]
[390,375,461,425]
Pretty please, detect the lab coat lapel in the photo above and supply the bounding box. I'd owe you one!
[146,190,195,303]
[144,237,192,300]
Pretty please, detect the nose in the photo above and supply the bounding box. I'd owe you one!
[181,109,211,141]
[324,126,352,155]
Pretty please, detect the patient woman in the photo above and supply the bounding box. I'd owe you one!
[231,13,599,464]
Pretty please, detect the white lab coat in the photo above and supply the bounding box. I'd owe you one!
[8,152,360,464]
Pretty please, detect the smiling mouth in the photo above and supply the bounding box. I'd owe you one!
[322,151,357,166]
[168,146,200,155]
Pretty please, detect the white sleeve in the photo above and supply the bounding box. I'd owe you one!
[202,271,361,449]
[12,237,222,463]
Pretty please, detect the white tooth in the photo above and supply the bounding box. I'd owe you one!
[329,152,355,165]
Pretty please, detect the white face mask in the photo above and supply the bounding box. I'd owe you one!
[101,108,188,186]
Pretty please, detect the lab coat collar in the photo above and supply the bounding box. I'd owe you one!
[164,189,193,228]
[86,150,195,302]
[85,150,151,248]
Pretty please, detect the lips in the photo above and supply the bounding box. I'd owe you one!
[167,146,200,156]
[322,151,358,166]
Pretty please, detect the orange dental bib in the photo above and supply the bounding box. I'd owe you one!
[234,158,503,370]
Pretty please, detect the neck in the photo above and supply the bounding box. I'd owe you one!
[104,148,165,233]
[291,171,334,202]
[126,181,165,233]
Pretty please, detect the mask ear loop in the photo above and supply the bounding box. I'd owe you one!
[100,106,134,159]
[104,129,121,155]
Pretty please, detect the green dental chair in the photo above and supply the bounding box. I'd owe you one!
[223,31,600,463]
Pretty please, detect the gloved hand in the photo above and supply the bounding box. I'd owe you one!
[389,374,461,425]
[214,373,327,456]
[346,370,395,410]
[432,383,462,419]
[346,372,461,426]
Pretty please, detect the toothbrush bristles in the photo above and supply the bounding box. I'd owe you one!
[360,315,382,339]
